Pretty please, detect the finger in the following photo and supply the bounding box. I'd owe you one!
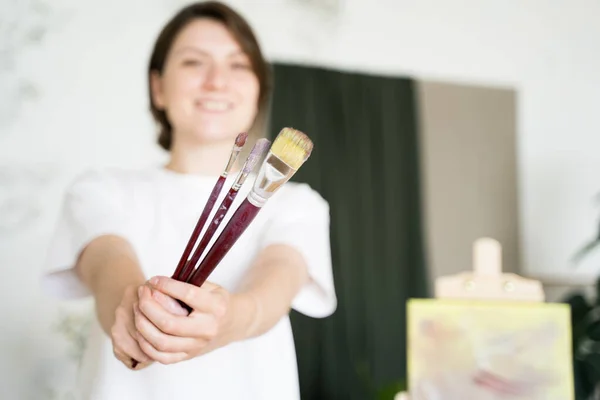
[134,302,205,352]
[130,360,152,371]
[135,361,153,370]
[124,304,140,340]
[113,340,152,371]
[139,286,218,337]
[115,302,136,336]
[149,287,189,316]
[116,335,151,366]
[148,276,226,315]
[136,331,188,365]
[112,339,148,370]
[113,347,131,367]
[114,353,148,371]
[111,322,151,365]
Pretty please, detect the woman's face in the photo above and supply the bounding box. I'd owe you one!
[152,19,260,146]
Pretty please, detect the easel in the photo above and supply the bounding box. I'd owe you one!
[395,237,545,400]
[435,237,544,302]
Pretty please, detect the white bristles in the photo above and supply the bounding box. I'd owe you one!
[270,128,313,169]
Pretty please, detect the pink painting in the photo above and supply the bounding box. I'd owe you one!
[407,299,574,400]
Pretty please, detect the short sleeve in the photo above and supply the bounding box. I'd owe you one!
[259,183,337,318]
[42,169,133,299]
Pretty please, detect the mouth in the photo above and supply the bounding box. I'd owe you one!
[195,99,233,113]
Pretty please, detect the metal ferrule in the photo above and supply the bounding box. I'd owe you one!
[222,145,243,177]
[232,166,252,191]
[247,152,297,208]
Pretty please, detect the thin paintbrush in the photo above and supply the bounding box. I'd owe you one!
[187,127,313,288]
[171,132,248,282]
[131,133,248,368]
[178,138,271,283]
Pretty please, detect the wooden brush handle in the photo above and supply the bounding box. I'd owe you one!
[172,176,226,281]
[179,187,239,282]
[138,176,225,369]
[188,198,261,287]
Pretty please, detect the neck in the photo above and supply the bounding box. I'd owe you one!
[166,137,236,176]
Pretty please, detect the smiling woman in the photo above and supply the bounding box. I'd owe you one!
[151,18,259,143]
[42,2,336,400]
[148,4,270,153]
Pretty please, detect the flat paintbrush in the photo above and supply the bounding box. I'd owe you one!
[130,133,247,369]
[187,127,313,288]
[171,132,248,282]
[178,138,271,283]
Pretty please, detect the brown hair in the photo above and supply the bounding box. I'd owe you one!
[148,1,271,151]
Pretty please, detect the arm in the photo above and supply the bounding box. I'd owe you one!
[133,243,310,364]
[76,235,146,334]
[47,171,184,368]
[76,234,155,368]
[235,243,310,339]
[203,243,310,350]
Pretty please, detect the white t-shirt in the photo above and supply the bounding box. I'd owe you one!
[42,167,337,400]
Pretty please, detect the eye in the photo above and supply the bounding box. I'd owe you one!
[182,59,202,67]
[231,62,252,71]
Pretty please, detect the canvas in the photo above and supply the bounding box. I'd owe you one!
[407,299,574,400]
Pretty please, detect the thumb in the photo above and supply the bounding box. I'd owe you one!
[149,286,188,316]
[200,281,222,292]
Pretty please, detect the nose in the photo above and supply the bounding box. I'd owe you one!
[203,63,228,91]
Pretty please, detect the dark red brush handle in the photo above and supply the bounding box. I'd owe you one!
[178,187,240,283]
[187,198,261,287]
[131,178,226,368]
[174,195,255,325]
[172,176,226,282]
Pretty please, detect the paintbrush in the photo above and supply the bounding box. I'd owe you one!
[178,138,271,283]
[131,132,248,369]
[187,127,313,287]
[171,132,248,282]
[131,133,248,369]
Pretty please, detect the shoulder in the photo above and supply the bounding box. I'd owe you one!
[64,167,158,209]
[66,167,153,195]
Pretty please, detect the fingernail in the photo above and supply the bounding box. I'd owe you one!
[150,277,159,286]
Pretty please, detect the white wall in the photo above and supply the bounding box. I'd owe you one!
[2,0,600,396]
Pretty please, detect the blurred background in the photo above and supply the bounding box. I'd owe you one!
[2,0,600,398]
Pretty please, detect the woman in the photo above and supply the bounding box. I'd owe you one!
[43,2,336,399]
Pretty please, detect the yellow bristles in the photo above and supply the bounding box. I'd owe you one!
[270,127,313,169]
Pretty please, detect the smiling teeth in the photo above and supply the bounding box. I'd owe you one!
[199,100,229,111]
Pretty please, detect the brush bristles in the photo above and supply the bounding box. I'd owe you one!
[243,138,271,174]
[235,132,248,147]
[270,128,313,169]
